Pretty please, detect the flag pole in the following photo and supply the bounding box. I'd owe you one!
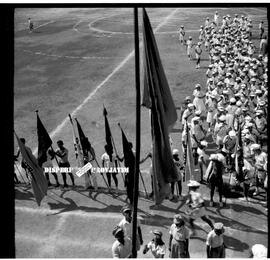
[132,7,141,258]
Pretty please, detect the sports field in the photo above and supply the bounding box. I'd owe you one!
[15,7,267,258]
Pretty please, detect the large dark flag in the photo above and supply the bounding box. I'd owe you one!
[75,118,95,160]
[142,8,179,204]
[37,113,52,167]
[120,127,135,204]
[103,106,114,158]
[15,132,48,206]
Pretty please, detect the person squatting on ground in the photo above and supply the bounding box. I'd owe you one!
[54,140,75,188]
[168,214,190,258]
[206,222,226,258]
[101,144,118,193]
[185,180,214,236]
[143,230,166,258]
[112,226,132,258]
[118,206,143,252]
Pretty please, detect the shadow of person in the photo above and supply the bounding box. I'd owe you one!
[223,234,249,252]
[15,187,35,201]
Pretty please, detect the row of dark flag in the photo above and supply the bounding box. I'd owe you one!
[15,8,244,207]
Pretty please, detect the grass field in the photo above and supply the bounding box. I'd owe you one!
[14,7,268,258]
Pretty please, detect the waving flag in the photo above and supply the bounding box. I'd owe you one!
[15,132,47,206]
[142,8,178,204]
[37,113,52,167]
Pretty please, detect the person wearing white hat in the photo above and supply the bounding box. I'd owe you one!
[251,144,267,196]
[205,94,218,129]
[250,244,268,258]
[214,11,219,27]
[185,180,214,235]
[195,42,203,69]
[112,226,132,258]
[213,115,229,149]
[207,152,225,207]
[193,84,206,113]
[182,103,195,125]
[240,160,255,202]
[168,214,190,258]
[197,140,209,183]
[178,25,185,45]
[170,149,184,200]
[222,130,237,168]
[118,206,143,252]
[254,110,267,140]
[143,230,166,258]
[186,36,194,60]
[206,222,226,258]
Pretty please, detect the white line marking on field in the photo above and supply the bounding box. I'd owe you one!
[32,8,179,156]
[35,20,56,30]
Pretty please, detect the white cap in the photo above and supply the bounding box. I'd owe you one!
[172,149,179,155]
[209,154,218,160]
[200,140,208,147]
[236,101,242,107]
[250,144,261,151]
[251,244,267,258]
[187,180,200,187]
[230,97,236,103]
[188,103,194,108]
[256,110,264,115]
[195,110,201,116]
[193,116,200,122]
[229,130,236,137]
[219,115,226,121]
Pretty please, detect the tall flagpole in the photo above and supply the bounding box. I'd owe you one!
[132,7,141,258]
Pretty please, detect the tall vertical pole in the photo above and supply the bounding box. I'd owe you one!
[132,7,141,258]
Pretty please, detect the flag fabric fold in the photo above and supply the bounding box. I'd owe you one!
[120,127,135,204]
[142,8,179,204]
[15,132,48,206]
[103,106,114,158]
[37,113,52,167]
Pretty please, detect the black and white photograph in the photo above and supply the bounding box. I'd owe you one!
[11,3,268,258]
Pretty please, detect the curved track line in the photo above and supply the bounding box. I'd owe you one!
[32,8,179,156]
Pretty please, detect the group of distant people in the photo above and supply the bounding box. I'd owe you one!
[178,11,268,208]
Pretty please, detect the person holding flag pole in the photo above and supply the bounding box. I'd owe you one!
[103,105,125,184]
[75,117,97,190]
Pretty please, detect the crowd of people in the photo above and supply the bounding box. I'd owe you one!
[178,11,268,207]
